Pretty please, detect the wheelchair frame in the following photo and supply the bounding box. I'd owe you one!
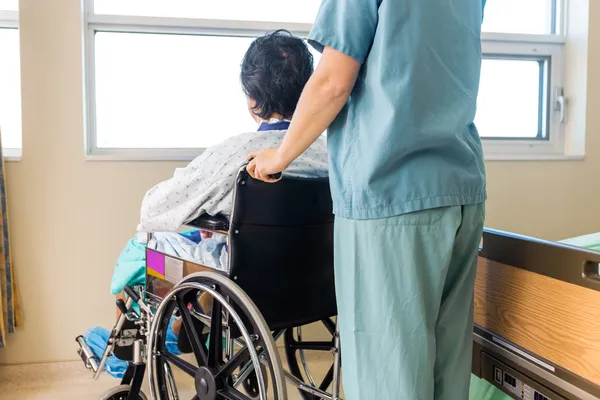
[77,165,343,400]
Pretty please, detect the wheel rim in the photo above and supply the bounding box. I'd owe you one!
[147,272,287,400]
[284,319,337,400]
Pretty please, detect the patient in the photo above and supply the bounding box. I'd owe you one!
[111,30,328,299]
[97,30,329,365]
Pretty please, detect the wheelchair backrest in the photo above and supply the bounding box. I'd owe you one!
[228,169,336,331]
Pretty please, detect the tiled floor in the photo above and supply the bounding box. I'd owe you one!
[0,351,340,400]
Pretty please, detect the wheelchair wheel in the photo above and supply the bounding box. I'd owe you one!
[147,271,287,400]
[99,385,148,400]
[241,364,268,399]
[284,319,337,400]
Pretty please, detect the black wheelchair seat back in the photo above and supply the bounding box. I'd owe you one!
[228,170,337,331]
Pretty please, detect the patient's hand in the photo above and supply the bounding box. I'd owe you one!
[200,230,213,240]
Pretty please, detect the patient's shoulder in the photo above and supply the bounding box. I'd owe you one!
[185,131,256,166]
[209,130,273,151]
[207,130,288,156]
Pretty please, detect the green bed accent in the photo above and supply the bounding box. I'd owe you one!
[469,375,513,400]
[559,232,600,251]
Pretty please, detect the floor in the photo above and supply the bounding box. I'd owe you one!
[0,352,340,400]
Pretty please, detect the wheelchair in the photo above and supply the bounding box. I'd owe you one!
[77,165,342,400]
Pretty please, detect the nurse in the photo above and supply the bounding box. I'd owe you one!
[247,0,487,398]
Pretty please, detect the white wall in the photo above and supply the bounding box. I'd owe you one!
[0,0,598,364]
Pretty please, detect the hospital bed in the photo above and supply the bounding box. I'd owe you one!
[472,229,600,400]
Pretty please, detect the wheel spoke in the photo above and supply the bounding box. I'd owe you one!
[218,386,254,400]
[208,297,223,367]
[176,293,209,366]
[289,341,332,351]
[216,345,251,379]
[161,350,198,377]
[319,364,334,391]
[322,319,336,336]
[154,357,170,399]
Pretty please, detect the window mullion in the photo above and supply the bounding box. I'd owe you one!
[0,10,17,27]
[87,14,312,37]
[482,32,564,45]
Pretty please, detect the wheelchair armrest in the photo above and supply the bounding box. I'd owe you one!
[187,214,230,232]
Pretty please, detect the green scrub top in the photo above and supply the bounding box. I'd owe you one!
[308,0,487,220]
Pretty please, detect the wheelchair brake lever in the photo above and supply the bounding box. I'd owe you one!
[124,286,140,303]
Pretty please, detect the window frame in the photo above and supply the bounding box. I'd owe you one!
[480,37,565,159]
[0,9,20,160]
[84,0,569,161]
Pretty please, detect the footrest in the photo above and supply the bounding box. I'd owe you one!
[76,335,99,372]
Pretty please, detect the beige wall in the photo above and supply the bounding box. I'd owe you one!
[0,0,182,364]
[0,0,598,364]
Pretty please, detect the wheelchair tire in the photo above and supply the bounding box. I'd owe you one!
[284,319,337,400]
[147,271,287,400]
[99,384,148,400]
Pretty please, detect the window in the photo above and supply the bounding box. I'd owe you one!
[94,33,255,149]
[0,2,21,158]
[85,0,566,160]
[85,0,320,159]
[477,59,544,139]
[477,0,566,157]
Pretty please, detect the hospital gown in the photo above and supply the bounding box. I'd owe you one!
[111,124,328,295]
[137,126,329,234]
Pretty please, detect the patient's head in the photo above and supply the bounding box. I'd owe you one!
[241,30,314,122]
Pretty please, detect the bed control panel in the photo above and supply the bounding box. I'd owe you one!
[482,352,564,400]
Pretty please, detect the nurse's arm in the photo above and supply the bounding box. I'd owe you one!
[247,46,361,181]
[277,46,360,165]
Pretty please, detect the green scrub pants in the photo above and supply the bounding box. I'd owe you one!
[334,204,485,400]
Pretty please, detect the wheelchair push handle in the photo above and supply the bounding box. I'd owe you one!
[243,159,282,181]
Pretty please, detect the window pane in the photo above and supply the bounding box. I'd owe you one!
[94,0,322,24]
[0,0,17,11]
[95,32,321,149]
[483,0,555,35]
[0,28,21,149]
[95,33,260,149]
[475,59,542,139]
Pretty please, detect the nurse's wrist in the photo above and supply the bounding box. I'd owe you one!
[275,147,294,171]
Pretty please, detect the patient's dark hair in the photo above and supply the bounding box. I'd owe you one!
[241,30,314,119]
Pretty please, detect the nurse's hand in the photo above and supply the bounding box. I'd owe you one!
[246,148,288,183]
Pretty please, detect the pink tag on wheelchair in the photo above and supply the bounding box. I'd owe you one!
[147,249,165,279]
